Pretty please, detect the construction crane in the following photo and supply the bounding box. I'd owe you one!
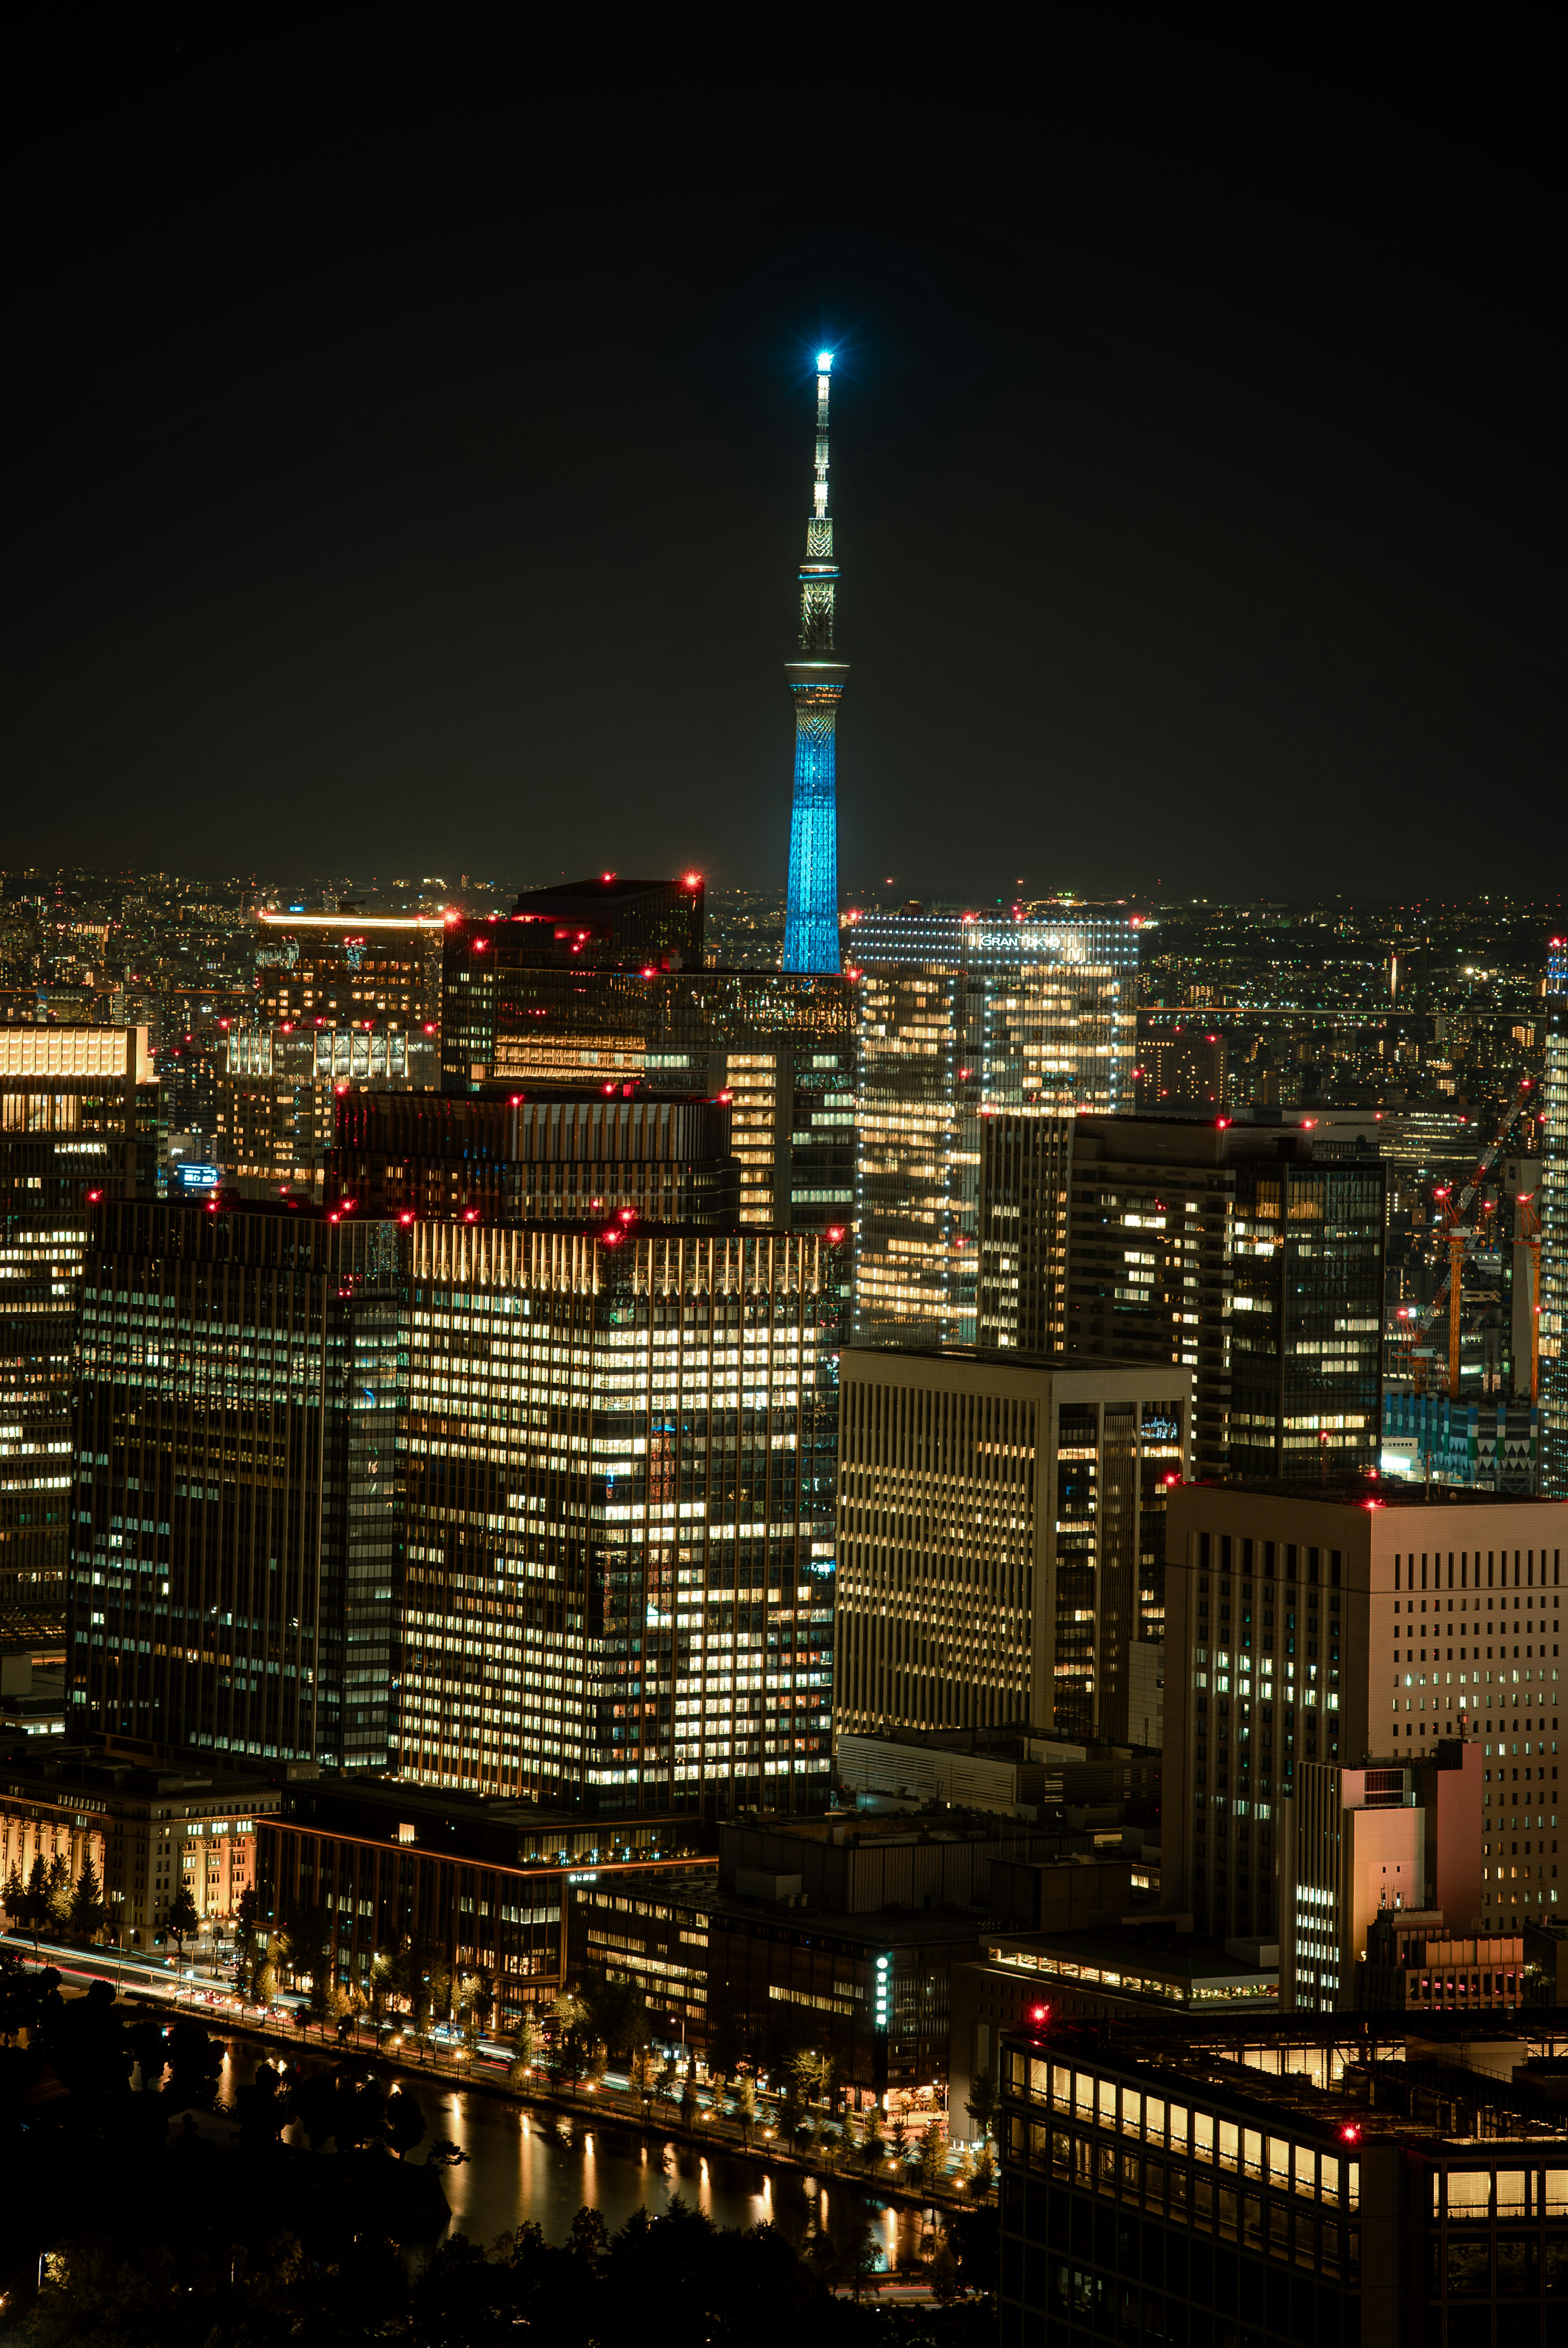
[1409,1075,1535,1396]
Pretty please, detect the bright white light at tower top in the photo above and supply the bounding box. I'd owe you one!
[817,351,833,371]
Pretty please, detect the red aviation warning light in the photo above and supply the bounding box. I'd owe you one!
[682,872,702,889]
[1338,2123,1361,2145]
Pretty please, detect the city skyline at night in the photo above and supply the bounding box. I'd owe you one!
[4,24,1565,2323]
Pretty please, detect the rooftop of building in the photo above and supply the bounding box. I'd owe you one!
[1175,1474,1552,1510]
[255,909,443,930]
[105,1195,820,1246]
[1003,2010,1568,2149]
[982,1925,1278,2002]
[729,1807,1123,1853]
[0,1745,281,1806]
[512,874,700,910]
[633,1878,993,1947]
[273,1772,717,1868]
[840,1344,1183,1380]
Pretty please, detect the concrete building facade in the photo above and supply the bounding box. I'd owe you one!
[1161,1481,1564,1987]
[835,1349,1189,1747]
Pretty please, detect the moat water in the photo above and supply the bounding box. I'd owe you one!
[215,2038,924,2269]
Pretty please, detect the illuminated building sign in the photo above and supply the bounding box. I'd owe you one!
[176,1163,221,1190]
[873,1951,891,2031]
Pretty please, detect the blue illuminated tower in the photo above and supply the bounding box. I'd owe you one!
[782,351,848,975]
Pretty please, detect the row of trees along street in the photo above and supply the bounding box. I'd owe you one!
[2,1853,134,1952]
[1,1876,997,2203]
[217,1919,997,2201]
[0,1947,999,2343]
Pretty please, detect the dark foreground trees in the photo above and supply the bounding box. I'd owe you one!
[22,2194,998,2347]
[4,1970,996,2346]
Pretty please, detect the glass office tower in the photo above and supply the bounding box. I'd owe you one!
[852,908,1138,1347]
[1,1028,154,1638]
[68,1198,397,1764]
[979,1112,1386,1483]
[397,1221,842,1814]
[1541,939,1568,1496]
[69,1200,842,1816]
[443,916,855,1238]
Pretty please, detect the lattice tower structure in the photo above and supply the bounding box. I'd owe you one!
[783,354,849,977]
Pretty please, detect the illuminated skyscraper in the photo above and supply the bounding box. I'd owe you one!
[254,910,445,1031]
[442,901,855,1238]
[1541,936,1568,1495]
[1,1028,153,1638]
[782,353,847,977]
[69,1199,842,1812]
[978,1110,1386,1483]
[852,908,1139,1346]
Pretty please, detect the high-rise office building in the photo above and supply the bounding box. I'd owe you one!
[442,904,854,1236]
[852,909,1138,1347]
[1,1028,154,1636]
[439,875,704,1092]
[979,1113,1386,1482]
[1540,937,1568,1496]
[330,1090,740,1227]
[396,1221,842,1813]
[254,910,445,1032]
[1160,1481,1563,1968]
[68,1197,399,1765]
[215,1023,439,1200]
[835,1347,1188,1746]
[783,351,846,978]
[505,873,706,974]
[68,1200,842,1815]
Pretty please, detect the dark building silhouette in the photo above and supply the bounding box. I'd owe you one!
[328,1089,741,1227]
[979,1113,1385,1483]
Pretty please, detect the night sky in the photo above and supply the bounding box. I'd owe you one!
[3,26,1559,902]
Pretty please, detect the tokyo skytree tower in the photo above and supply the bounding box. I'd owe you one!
[782,351,849,975]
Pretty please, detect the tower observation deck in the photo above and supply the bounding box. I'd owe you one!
[782,352,848,976]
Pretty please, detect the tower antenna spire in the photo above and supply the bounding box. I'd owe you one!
[783,350,849,975]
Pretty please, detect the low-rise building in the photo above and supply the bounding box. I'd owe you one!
[569,1812,1134,2098]
[951,1924,1278,2125]
[0,1746,278,1942]
[0,1646,66,1742]
[1359,1906,1526,2012]
[998,2009,1568,2348]
[255,1773,714,2025]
